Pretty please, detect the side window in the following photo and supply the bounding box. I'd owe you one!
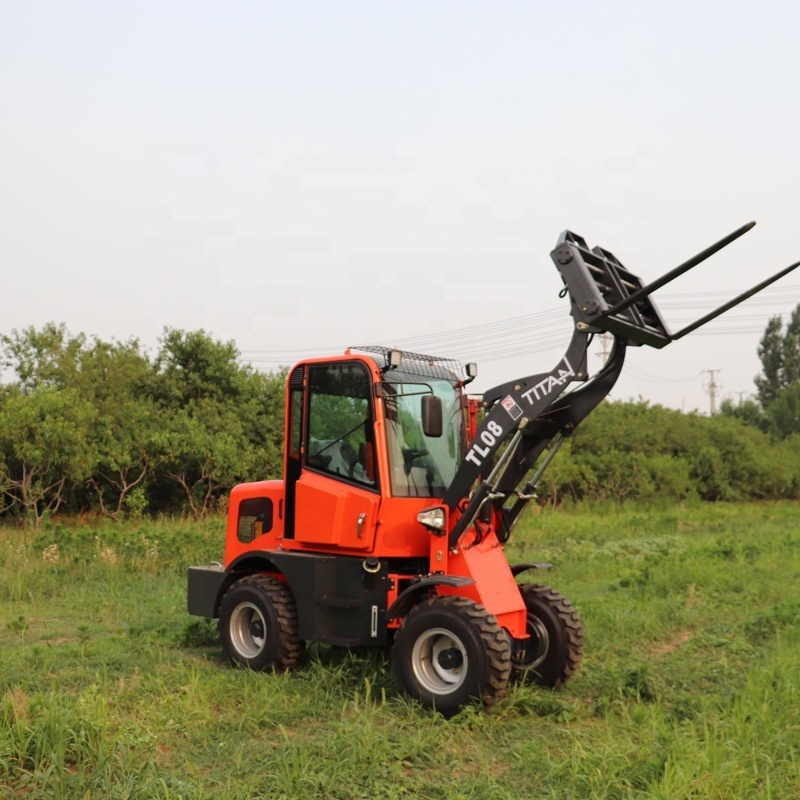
[289,389,303,457]
[306,363,376,488]
[237,497,273,543]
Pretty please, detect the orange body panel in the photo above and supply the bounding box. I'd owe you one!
[223,480,284,566]
[439,530,528,638]
[223,471,449,563]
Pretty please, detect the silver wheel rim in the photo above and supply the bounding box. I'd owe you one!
[411,627,468,695]
[229,601,267,658]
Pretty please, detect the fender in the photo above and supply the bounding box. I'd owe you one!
[187,552,285,618]
[510,561,553,578]
[387,575,475,621]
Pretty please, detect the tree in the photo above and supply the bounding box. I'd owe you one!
[154,328,250,405]
[0,388,97,526]
[0,398,12,515]
[535,399,800,506]
[79,338,167,520]
[755,305,800,408]
[154,329,286,515]
[764,382,800,440]
[752,304,800,437]
[719,397,767,431]
[0,324,288,520]
[0,323,86,392]
[88,396,168,520]
[0,326,172,520]
[165,399,255,519]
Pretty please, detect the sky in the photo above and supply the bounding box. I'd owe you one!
[2,1,799,412]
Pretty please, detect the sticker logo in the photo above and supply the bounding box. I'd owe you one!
[519,356,575,405]
[501,395,523,421]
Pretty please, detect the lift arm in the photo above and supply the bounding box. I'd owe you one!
[443,222,800,551]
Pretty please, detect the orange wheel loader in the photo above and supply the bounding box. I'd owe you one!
[188,223,798,714]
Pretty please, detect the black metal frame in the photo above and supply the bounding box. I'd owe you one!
[553,222,800,346]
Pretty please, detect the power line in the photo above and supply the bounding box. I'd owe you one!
[624,365,701,383]
[240,285,800,369]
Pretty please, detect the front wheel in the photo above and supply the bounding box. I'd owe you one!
[392,596,511,715]
[511,584,584,687]
[218,574,304,671]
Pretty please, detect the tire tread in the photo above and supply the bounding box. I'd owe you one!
[218,574,304,671]
[515,583,584,687]
[394,595,511,710]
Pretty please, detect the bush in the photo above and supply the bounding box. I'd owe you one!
[536,400,800,506]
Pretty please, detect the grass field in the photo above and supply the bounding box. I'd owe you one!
[1,502,799,799]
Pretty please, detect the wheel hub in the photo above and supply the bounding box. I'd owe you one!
[513,613,550,670]
[437,647,464,671]
[411,627,469,695]
[229,601,267,658]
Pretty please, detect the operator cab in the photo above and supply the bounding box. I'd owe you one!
[281,346,475,550]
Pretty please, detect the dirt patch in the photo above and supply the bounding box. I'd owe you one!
[651,630,692,657]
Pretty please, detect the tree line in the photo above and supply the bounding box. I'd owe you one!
[538,400,800,506]
[536,306,800,506]
[537,305,800,506]
[2,311,799,526]
[0,324,285,526]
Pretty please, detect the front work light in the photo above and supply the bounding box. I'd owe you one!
[417,506,447,534]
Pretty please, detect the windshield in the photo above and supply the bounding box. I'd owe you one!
[383,378,465,498]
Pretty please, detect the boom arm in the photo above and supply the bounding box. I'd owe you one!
[443,222,800,551]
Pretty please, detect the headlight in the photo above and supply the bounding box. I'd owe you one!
[417,506,447,534]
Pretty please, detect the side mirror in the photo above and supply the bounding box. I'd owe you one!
[463,362,478,386]
[421,395,443,438]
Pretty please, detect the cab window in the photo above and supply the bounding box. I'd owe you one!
[384,378,464,497]
[306,363,376,488]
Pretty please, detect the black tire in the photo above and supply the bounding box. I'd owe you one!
[218,575,304,671]
[392,596,511,715]
[511,584,584,688]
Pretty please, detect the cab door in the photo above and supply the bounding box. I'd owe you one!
[292,361,380,551]
[294,471,379,550]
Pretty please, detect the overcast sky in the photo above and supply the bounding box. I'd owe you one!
[2,1,799,412]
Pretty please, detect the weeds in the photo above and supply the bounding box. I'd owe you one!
[0,504,799,798]
[6,614,28,637]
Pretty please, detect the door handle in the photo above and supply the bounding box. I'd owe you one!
[357,513,367,538]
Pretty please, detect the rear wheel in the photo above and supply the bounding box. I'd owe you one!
[511,584,584,687]
[392,596,511,715]
[218,575,304,671]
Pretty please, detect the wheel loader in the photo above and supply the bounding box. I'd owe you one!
[188,222,798,714]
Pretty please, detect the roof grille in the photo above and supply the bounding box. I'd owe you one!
[352,345,467,382]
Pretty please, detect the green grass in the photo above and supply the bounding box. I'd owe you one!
[1,504,800,798]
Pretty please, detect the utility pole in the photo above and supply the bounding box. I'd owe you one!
[598,332,611,366]
[702,369,721,415]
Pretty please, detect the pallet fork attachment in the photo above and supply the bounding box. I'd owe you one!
[554,221,800,347]
[444,222,800,549]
